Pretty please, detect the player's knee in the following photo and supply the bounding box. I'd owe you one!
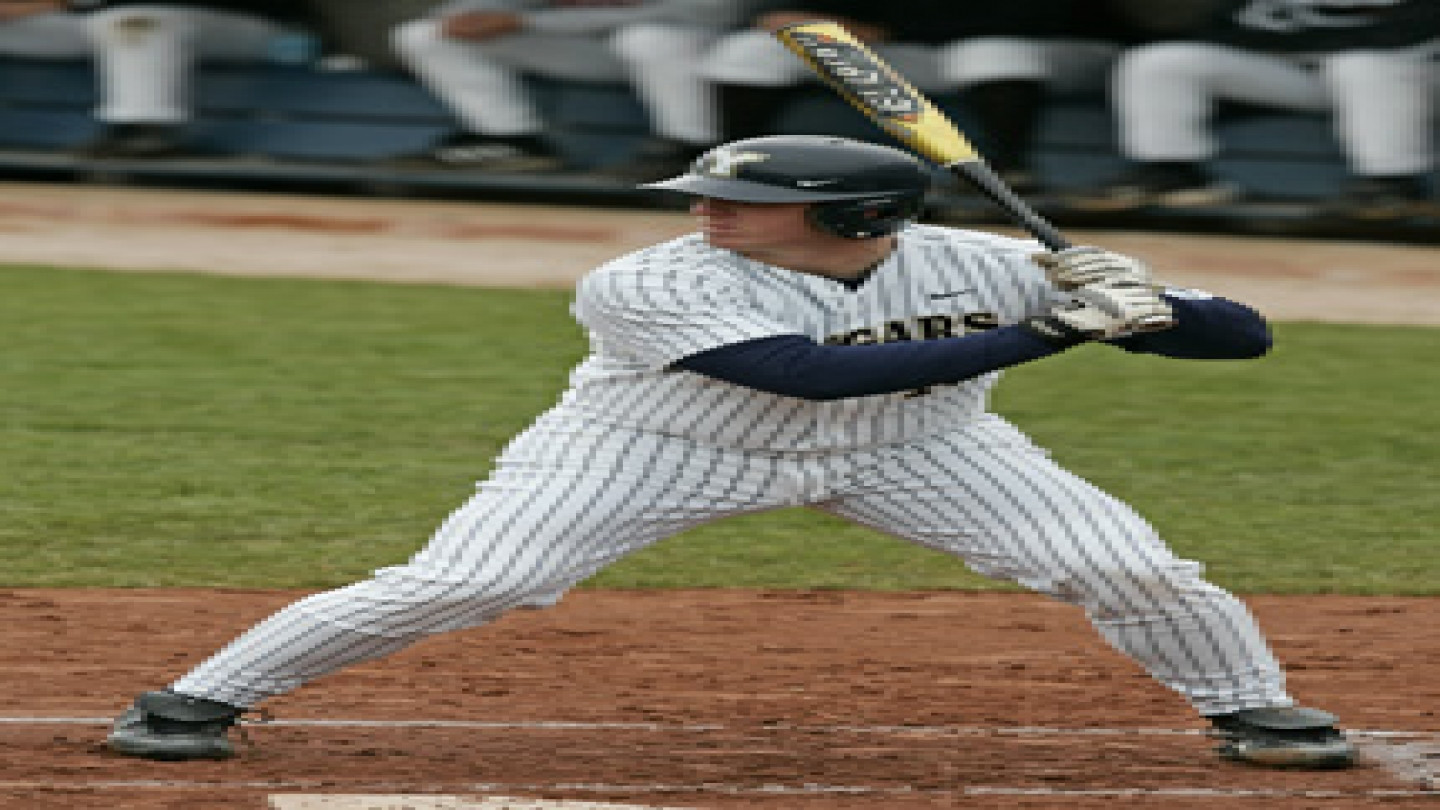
[1323,50,1420,92]
[608,23,703,63]
[86,6,177,40]
[940,37,1046,84]
[1027,549,1210,607]
[701,31,796,85]
[1087,558,1220,616]
[1115,43,1217,90]
[391,18,442,59]
[369,564,565,619]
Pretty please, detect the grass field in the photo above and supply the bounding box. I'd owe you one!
[2,264,1435,594]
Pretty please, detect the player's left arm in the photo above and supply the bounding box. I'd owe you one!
[1037,246,1271,360]
[1108,289,1272,360]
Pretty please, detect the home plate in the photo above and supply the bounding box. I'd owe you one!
[268,796,695,810]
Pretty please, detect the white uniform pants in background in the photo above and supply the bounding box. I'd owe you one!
[82,4,287,123]
[391,18,722,144]
[0,11,89,58]
[1114,41,1440,176]
[172,413,1293,718]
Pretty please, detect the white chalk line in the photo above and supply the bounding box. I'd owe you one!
[1,715,1434,739]
[3,716,1433,796]
[0,779,1432,800]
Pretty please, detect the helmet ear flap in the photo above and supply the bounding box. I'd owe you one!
[807,194,924,239]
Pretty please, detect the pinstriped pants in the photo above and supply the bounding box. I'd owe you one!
[172,412,1292,716]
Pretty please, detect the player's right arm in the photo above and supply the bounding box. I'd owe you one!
[673,329,1062,400]
[576,241,1144,402]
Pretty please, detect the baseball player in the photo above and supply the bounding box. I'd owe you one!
[0,2,88,59]
[71,0,324,158]
[107,135,1357,770]
[387,0,754,172]
[1067,0,1440,218]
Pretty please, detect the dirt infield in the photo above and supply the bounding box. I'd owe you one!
[0,182,1436,808]
[2,589,1437,808]
[1,182,1438,324]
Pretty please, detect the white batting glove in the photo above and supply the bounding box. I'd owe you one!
[1033,246,1157,291]
[1023,278,1175,344]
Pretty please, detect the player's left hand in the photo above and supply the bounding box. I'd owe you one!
[1034,246,1156,291]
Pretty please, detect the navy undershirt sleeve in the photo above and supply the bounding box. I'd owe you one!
[1111,294,1272,359]
[673,293,1272,401]
[674,325,1061,401]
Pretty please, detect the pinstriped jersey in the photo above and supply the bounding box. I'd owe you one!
[560,224,1062,451]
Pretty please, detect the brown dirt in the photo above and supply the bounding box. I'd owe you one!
[0,182,1435,808]
[1,589,1437,809]
[2,182,1438,324]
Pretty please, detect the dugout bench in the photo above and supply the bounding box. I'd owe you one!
[0,56,1432,242]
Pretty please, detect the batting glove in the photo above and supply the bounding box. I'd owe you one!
[1023,278,1175,345]
[1033,246,1157,291]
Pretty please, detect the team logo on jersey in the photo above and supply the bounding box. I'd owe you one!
[824,311,999,397]
[825,311,999,345]
[699,148,771,178]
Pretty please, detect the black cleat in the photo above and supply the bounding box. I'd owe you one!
[106,690,245,760]
[1209,706,1358,769]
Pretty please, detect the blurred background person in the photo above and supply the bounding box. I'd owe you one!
[692,0,1143,193]
[1067,0,1440,221]
[0,0,88,59]
[388,0,749,174]
[72,0,326,158]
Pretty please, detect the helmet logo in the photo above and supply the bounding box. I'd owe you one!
[700,148,770,178]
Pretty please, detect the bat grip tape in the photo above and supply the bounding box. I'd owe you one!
[948,161,1069,251]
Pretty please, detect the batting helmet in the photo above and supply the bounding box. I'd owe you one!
[644,135,931,239]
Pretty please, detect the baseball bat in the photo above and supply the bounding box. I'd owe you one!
[772,20,1067,249]
[774,20,1174,329]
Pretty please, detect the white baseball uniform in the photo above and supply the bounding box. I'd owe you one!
[170,224,1294,718]
[1113,0,1440,176]
[0,8,89,58]
[704,28,1121,95]
[77,3,305,124]
[391,0,754,144]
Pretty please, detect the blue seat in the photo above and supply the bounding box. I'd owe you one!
[0,56,1429,215]
[195,65,452,120]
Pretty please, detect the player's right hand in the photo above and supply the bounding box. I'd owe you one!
[1023,278,1175,344]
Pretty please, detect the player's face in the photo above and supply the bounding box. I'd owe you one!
[690,197,814,254]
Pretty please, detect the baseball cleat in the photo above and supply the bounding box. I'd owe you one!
[106,690,245,760]
[1208,706,1358,769]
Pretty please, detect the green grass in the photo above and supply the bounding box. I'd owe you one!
[1,265,1434,593]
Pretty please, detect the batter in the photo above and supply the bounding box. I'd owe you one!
[106,135,1358,770]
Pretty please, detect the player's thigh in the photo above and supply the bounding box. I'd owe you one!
[86,5,280,60]
[937,37,1052,84]
[477,32,627,82]
[1321,45,1436,98]
[821,428,1185,595]
[1118,42,1330,112]
[0,12,90,58]
[702,29,811,85]
[406,415,788,592]
[609,22,718,68]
